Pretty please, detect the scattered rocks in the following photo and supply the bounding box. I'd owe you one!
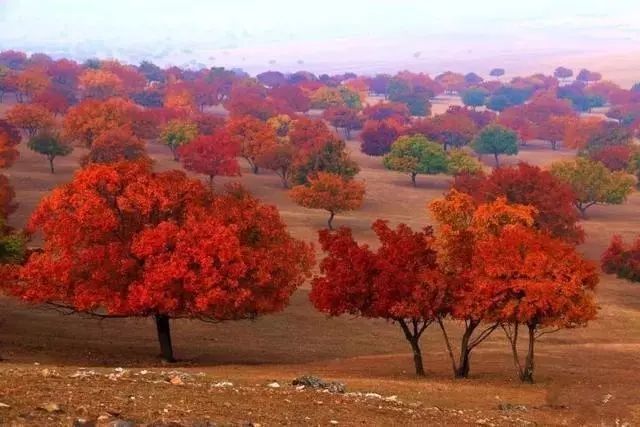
[602,393,613,404]
[37,402,63,413]
[498,403,527,412]
[292,376,346,394]
[40,368,61,378]
[266,381,281,388]
[70,369,98,379]
[107,368,129,381]
[211,381,233,388]
[168,375,185,386]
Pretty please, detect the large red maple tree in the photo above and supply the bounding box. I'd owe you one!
[6,162,313,362]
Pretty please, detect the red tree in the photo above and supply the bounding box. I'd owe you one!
[178,130,241,185]
[310,220,447,375]
[5,163,313,362]
[0,120,21,168]
[410,113,477,150]
[362,102,411,124]
[323,106,362,139]
[453,163,584,243]
[82,127,150,166]
[602,235,640,283]
[360,119,404,156]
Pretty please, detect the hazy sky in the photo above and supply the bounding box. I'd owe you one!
[1,0,639,75]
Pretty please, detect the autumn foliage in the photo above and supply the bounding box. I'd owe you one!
[290,172,365,229]
[6,162,313,361]
[178,130,241,184]
[311,220,446,375]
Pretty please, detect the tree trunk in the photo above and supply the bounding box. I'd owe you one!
[48,156,55,174]
[155,315,176,363]
[408,337,425,376]
[252,163,259,174]
[411,172,417,187]
[493,152,500,168]
[455,350,471,378]
[551,140,557,151]
[398,319,427,376]
[171,146,179,161]
[327,211,335,230]
[455,320,478,378]
[521,324,536,383]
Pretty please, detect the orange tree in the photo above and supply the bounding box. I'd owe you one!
[290,172,365,229]
[310,220,447,376]
[6,103,55,137]
[476,225,598,383]
[226,115,277,174]
[82,126,150,166]
[3,162,313,362]
[63,97,138,147]
[429,190,536,378]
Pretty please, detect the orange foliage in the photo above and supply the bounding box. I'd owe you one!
[290,172,365,229]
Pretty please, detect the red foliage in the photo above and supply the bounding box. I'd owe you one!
[269,85,311,112]
[589,145,633,171]
[0,174,17,218]
[362,102,411,124]
[360,119,404,156]
[33,89,70,116]
[226,116,277,173]
[409,113,477,150]
[602,235,640,282]
[63,98,138,147]
[453,163,583,243]
[310,220,446,375]
[6,163,313,358]
[0,119,21,168]
[446,105,496,128]
[192,112,226,135]
[178,130,241,183]
[322,106,362,138]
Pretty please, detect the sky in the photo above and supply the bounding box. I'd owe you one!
[1,0,639,77]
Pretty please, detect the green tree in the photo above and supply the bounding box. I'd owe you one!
[446,149,483,175]
[461,88,488,110]
[27,131,73,173]
[472,124,518,167]
[338,86,362,110]
[160,119,198,160]
[551,157,634,217]
[383,135,448,186]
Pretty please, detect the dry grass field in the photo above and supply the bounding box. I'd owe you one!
[1,95,640,426]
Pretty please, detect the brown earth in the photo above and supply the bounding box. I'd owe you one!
[1,97,640,426]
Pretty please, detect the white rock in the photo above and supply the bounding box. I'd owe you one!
[212,381,234,388]
[266,381,281,388]
[0,403,10,409]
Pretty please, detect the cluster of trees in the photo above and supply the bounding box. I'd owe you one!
[1,50,639,384]
[312,182,598,383]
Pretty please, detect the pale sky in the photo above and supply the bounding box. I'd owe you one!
[1,0,639,76]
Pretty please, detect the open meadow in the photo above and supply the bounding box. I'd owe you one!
[1,87,640,426]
